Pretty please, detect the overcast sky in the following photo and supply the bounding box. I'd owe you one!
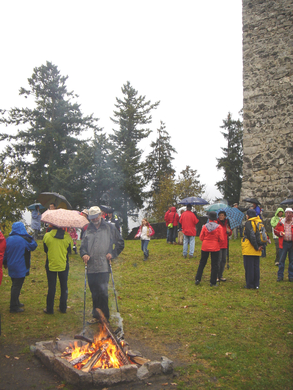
[1,0,243,201]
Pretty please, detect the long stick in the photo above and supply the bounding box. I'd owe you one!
[109,263,119,313]
[83,265,87,334]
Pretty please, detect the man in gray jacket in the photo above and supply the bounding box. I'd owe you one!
[80,206,124,321]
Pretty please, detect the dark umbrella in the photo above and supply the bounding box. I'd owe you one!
[100,205,114,213]
[179,197,209,206]
[243,198,261,205]
[38,192,72,209]
[280,198,293,205]
[27,203,45,211]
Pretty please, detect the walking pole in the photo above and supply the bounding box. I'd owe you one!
[82,265,87,335]
[109,263,119,313]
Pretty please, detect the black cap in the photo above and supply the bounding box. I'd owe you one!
[208,211,217,221]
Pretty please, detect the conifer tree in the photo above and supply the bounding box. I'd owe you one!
[144,121,177,194]
[0,61,100,195]
[109,81,159,236]
[216,112,243,205]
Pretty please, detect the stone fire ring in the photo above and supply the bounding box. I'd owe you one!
[33,339,173,388]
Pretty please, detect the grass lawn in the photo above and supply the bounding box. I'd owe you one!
[0,236,292,389]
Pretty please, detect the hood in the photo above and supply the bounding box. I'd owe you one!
[10,221,28,236]
[171,207,177,212]
[249,216,262,223]
[206,221,220,232]
[217,218,227,227]
[275,207,284,217]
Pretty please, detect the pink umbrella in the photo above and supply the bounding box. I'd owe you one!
[41,209,89,229]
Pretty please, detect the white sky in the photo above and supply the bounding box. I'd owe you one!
[0,0,243,202]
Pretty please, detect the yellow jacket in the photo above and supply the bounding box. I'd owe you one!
[241,216,263,256]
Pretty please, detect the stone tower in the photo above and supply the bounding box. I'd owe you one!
[241,0,293,218]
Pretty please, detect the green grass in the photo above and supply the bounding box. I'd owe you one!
[0,237,292,389]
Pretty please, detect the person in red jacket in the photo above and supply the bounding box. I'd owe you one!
[179,204,199,258]
[164,207,172,243]
[166,207,180,244]
[216,211,232,282]
[195,211,224,287]
[274,207,293,282]
[0,230,7,286]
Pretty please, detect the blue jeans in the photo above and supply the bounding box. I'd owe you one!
[278,241,293,279]
[141,240,150,257]
[183,235,195,256]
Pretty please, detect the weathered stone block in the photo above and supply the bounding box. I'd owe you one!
[53,356,93,387]
[120,364,138,382]
[161,356,174,374]
[92,367,122,386]
[137,364,150,380]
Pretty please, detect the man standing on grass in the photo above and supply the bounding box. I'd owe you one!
[179,204,199,258]
[80,206,124,322]
[274,207,293,282]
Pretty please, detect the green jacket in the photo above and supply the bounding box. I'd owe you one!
[270,207,284,228]
[43,229,73,272]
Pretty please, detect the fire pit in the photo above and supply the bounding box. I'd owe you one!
[33,309,173,388]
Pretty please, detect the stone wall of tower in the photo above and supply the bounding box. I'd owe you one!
[241,0,293,218]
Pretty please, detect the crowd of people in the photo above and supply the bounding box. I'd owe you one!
[162,202,293,289]
[0,199,292,323]
[0,204,124,322]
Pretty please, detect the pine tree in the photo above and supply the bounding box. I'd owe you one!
[0,61,100,195]
[144,121,177,194]
[109,81,159,236]
[216,112,243,205]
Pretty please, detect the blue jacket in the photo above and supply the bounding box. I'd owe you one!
[4,222,38,278]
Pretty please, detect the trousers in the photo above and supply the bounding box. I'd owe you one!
[195,250,219,285]
[87,272,110,320]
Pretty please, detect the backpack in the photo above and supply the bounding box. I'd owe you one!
[255,220,268,243]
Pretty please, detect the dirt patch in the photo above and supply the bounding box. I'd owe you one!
[0,336,183,390]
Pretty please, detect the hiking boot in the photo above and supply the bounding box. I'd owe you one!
[10,307,24,313]
[276,277,283,282]
[210,283,219,287]
[275,262,279,266]
[195,280,200,285]
[189,255,193,259]
[183,254,187,259]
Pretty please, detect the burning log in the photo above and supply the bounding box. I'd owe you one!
[69,353,90,366]
[94,308,130,366]
[74,334,93,344]
[81,345,107,372]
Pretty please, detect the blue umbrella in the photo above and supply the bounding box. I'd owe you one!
[205,203,228,212]
[27,203,45,211]
[179,197,209,206]
[216,206,244,230]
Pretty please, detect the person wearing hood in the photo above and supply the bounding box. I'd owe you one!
[241,209,264,289]
[270,207,284,266]
[43,226,73,314]
[274,207,293,282]
[0,230,6,286]
[166,206,180,244]
[3,222,37,313]
[195,211,224,287]
[216,211,232,282]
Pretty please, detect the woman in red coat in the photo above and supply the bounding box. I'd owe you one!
[216,211,232,282]
[166,207,180,244]
[195,211,224,286]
